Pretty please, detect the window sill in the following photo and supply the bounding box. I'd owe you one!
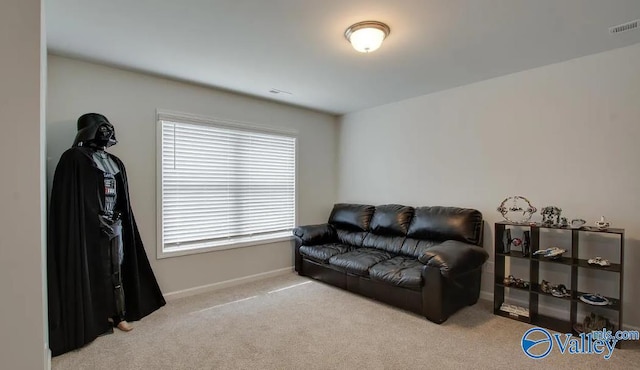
[157,234,294,259]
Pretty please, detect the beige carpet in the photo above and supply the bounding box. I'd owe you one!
[52,273,639,370]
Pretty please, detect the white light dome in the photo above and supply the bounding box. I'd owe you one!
[345,21,390,53]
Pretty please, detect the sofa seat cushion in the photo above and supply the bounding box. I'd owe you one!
[299,243,353,263]
[369,256,424,288]
[328,248,392,276]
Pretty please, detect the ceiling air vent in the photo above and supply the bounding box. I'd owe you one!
[609,19,639,34]
[268,88,292,95]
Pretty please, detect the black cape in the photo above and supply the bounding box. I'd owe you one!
[48,147,165,356]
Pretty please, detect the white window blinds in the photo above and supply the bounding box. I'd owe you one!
[159,118,296,253]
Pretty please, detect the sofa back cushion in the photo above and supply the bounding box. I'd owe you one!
[370,204,414,236]
[328,203,375,232]
[336,230,369,247]
[400,238,439,259]
[362,233,406,254]
[407,207,483,245]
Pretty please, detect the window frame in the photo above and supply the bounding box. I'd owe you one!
[156,110,298,259]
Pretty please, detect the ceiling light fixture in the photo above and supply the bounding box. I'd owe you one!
[344,21,390,53]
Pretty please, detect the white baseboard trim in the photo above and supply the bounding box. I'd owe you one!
[163,267,293,301]
[482,261,494,274]
[626,323,640,332]
[46,346,51,370]
[479,289,640,332]
[480,290,492,302]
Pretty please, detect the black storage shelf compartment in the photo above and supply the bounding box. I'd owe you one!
[493,222,625,347]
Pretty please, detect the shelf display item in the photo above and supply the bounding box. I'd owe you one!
[497,196,537,223]
[540,280,569,297]
[581,312,615,334]
[588,256,611,267]
[570,218,586,229]
[550,284,570,298]
[523,231,531,256]
[533,247,566,259]
[503,275,529,289]
[559,217,569,227]
[502,228,512,253]
[595,216,611,230]
[540,280,552,294]
[580,293,610,306]
[511,237,522,252]
[540,206,562,226]
[500,303,530,317]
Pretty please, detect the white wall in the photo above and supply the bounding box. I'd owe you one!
[47,55,338,294]
[0,0,48,368]
[338,43,640,328]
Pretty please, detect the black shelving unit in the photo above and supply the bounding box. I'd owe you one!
[493,221,625,344]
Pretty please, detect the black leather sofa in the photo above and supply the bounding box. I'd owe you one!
[293,204,488,323]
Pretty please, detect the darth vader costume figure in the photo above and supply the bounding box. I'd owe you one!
[48,113,165,356]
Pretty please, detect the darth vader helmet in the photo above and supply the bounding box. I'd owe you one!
[73,113,118,148]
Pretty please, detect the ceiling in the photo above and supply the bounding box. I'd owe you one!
[46,0,640,115]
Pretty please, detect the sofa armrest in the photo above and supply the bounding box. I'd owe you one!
[292,223,337,246]
[418,240,489,277]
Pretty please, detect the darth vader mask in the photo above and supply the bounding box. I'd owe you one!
[73,113,118,148]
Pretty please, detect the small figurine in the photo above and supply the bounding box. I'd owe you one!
[541,206,562,226]
[570,219,586,229]
[504,275,514,286]
[497,196,537,223]
[502,229,512,253]
[533,247,566,259]
[582,312,614,334]
[512,237,522,253]
[595,216,610,230]
[523,231,531,256]
[559,217,569,227]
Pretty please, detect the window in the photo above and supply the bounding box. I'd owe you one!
[157,112,296,257]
